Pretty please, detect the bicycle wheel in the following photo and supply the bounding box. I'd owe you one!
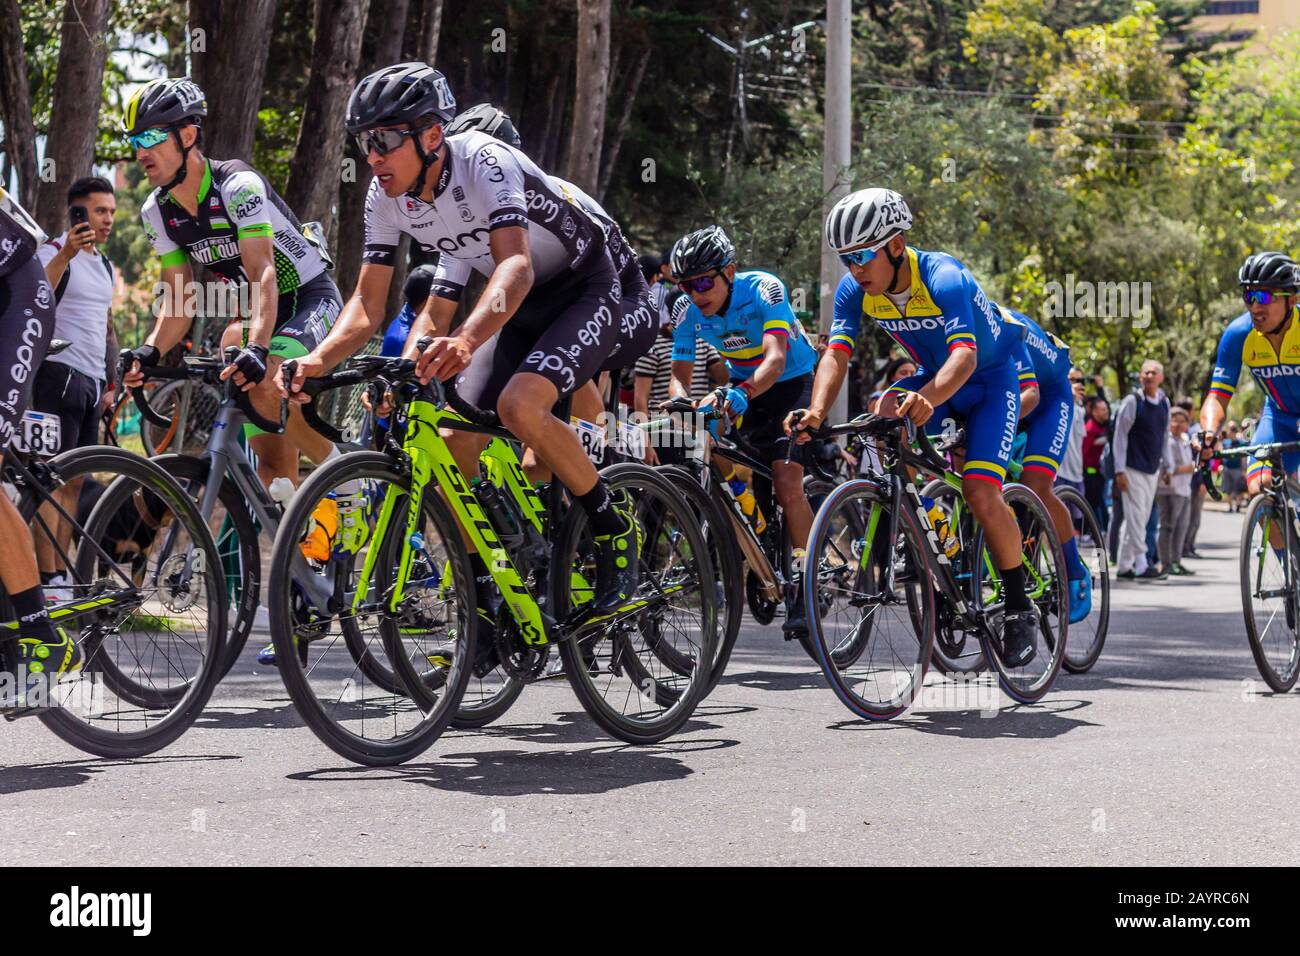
[971,483,1068,703]
[1057,485,1110,674]
[152,454,260,682]
[553,463,718,743]
[658,466,744,692]
[920,478,987,674]
[267,451,475,766]
[793,477,838,663]
[1240,493,1300,692]
[18,446,227,757]
[143,379,222,457]
[804,478,935,720]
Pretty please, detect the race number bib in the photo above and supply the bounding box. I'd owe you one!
[570,417,606,465]
[10,409,61,456]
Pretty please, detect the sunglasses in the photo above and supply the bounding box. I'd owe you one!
[127,126,173,151]
[677,272,721,295]
[1243,288,1290,306]
[839,246,881,268]
[354,126,426,157]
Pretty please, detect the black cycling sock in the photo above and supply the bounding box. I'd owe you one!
[39,571,55,586]
[577,480,623,537]
[12,586,56,641]
[1000,565,1031,613]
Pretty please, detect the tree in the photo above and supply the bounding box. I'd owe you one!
[564,0,612,192]
[284,0,369,239]
[34,0,111,234]
[190,0,277,161]
[0,0,38,206]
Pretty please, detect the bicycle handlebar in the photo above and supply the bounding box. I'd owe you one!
[118,347,287,436]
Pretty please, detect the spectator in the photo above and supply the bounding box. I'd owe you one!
[1113,360,1170,581]
[1157,407,1197,576]
[1178,395,1206,559]
[1083,396,1111,533]
[34,175,117,599]
[1219,420,1247,511]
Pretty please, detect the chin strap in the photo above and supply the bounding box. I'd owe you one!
[404,126,442,201]
[885,241,908,295]
[718,269,735,314]
[159,129,196,194]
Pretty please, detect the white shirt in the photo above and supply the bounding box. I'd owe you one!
[35,232,112,381]
[1058,398,1086,482]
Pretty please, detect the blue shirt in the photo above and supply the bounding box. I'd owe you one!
[1210,308,1300,415]
[1004,309,1072,392]
[829,247,1014,376]
[382,303,415,357]
[672,270,816,382]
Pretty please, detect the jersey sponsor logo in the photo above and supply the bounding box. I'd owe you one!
[432,75,455,112]
[496,189,514,206]
[274,228,308,259]
[973,286,1000,340]
[561,215,578,239]
[757,277,784,306]
[524,189,560,223]
[430,226,491,255]
[452,186,465,203]
[188,235,240,266]
[11,312,45,386]
[142,220,158,242]
[999,387,1018,459]
[1026,329,1061,365]
[208,196,221,210]
[0,236,18,269]
[458,203,473,223]
[879,317,944,333]
[234,195,263,219]
[476,145,507,184]
[33,278,52,311]
[722,333,753,351]
[1253,364,1300,379]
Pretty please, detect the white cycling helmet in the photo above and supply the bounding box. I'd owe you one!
[824,187,912,253]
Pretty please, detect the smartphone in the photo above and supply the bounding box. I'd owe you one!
[69,204,90,231]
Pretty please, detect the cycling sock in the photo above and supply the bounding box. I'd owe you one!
[1061,537,1087,581]
[577,480,623,537]
[1000,565,1031,613]
[12,586,57,641]
[39,571,56,586]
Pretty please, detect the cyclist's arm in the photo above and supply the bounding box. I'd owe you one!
[804,273,864,424]
[1201,326,1242,447]
[401,295,458,360]
[707,353,729,386]
[1014,340,1039,417]
[237,234,278,349]
[744,333,788,399]
[1020,385,1040,418]
[916,347,977,408]
[311,262,393,372]
[633,374,653,416]
[145,260,197,355]
[456,226,533,349]
[669,360,695,400]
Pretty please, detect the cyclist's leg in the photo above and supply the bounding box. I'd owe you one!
[737,374,815,548]
[1017,382,1081,569]
[1246,405,1300,553]
[0,260,79,683]
[30,362,97,585]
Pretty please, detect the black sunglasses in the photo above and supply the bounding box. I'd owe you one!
[354,125,427,157]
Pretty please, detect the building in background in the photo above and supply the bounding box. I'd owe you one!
[1193,1,1299,51]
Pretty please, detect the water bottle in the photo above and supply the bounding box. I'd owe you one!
[727,477,767,534]
[470,477,523,549]
[922,495,960,559]
[268,476,295,505]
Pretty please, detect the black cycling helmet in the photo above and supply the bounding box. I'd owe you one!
[669,225,736,279]
[403,264,437,310]
[445,103,521,148]
[1238,251,1299,292]
[122,77,208,192]
[121,77,207,136]
[346,62,456,134]
[638,254,661,284]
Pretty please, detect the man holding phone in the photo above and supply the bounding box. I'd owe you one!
[34,176,118,599]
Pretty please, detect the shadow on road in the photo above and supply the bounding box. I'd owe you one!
[0,753,239,795]
[287,737,739,796]
[828,697,1097,740]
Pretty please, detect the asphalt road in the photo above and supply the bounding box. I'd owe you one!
[4,504,1296,866]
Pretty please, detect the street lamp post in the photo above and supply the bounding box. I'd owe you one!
[821,0,851,426]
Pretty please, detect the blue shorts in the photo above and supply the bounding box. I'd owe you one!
[1020,379,1074,479]
[890,361,1020,486]
[1248,403,1300,482]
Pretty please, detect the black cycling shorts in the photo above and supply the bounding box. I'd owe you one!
[735,372,814,465]
[31,361,101,451]
[0,257,55,453]
[456,251,658,411]
[263,272,344,361]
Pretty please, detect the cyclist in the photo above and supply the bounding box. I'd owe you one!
[787,187,1040,665]
[1200,252,1300,494]
[1005,309,1092,622]
[667,225,818,635]
[281,65,658,617]
[119,77,344,488]
[0,186,82,704]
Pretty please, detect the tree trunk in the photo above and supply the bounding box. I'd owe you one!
[419,0,443,61]
[190,0,277,161]
[563,0,611,192]
[334,0,407,300]
[284,0,368,240]
[597,45,650,204]
[0,0,37,206]
[34,0,112,234]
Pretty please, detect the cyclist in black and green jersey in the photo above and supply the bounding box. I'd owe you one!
[120,77,345,487]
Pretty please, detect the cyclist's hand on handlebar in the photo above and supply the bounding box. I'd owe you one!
[415,335,473,383]
[277,353,325,403]
[1196,431,1218,462]
[360,382,395,417]
[121,344,160,389]
[220,344,269,391]
[784,407,822,443]
[896,391,934,426]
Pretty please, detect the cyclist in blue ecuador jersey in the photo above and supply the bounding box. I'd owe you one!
[1200,252,1300,491]
[786,187,1040,665]
[668,225,818,634]
[1006,309,1091,622]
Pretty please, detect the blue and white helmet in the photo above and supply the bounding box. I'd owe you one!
[824,187,912,253]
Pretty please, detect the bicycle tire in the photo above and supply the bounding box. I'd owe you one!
[1239,493,1300,692]
[1057,484,1110,674]
[553,463,718,743]
[24,446,227,757]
